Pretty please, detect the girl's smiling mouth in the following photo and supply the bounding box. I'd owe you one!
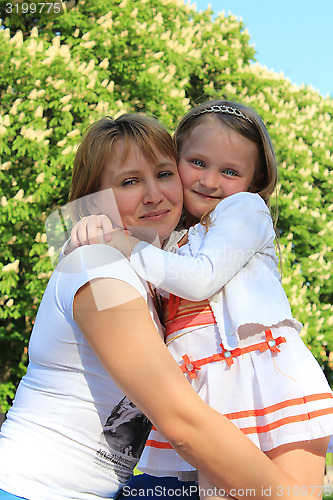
[192,190,221,200]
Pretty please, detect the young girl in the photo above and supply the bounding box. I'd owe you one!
[67,101,333,499]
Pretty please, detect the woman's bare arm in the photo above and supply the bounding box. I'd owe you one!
[74,278,317,500]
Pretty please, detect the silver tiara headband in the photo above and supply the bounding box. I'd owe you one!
[190,104,253,124]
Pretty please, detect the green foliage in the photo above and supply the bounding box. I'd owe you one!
[0,0,332,410]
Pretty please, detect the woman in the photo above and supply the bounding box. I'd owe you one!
[0,114,319,500]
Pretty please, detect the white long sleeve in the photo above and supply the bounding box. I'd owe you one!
[129,193,276,301]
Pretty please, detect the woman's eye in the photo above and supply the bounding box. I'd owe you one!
[122,178,137,186]
[158,171,173,179]
[192,159,205,167]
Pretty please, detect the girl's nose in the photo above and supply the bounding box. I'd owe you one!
[143,180,164,205]
[199,169,219,190]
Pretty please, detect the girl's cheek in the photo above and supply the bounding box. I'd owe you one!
[178,165,189,184]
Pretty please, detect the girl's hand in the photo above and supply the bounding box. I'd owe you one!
[64,215,114,255]
[63,214,138,259]
[106,230,140,259]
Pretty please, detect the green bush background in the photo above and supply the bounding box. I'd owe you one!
[0,0,332,412]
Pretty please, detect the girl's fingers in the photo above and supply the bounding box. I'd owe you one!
[96,227,106,244]
[77,219,91,246]
[75,215,105,245]
[70,215,115,247]
[100,216,114,241]
[86,221,100,245]
[70,224,82,249]
[86,215,114,243]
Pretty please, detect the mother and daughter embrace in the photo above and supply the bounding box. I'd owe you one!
[0,99,333,500]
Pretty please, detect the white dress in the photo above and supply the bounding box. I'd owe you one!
[129,192,333,477]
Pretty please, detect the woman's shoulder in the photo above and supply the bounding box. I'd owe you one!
[56,244,130,272]
[56,244,148,299]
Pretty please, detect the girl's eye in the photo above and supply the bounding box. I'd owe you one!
[192,159,205,168]
[223,168,237,177]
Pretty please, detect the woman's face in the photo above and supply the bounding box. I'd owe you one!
[97,139,183,243]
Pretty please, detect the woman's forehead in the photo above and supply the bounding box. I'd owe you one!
[113,136,175,165]
[103,138,176,178]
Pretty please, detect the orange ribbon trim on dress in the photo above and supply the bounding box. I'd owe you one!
[181,329,286,379]
[168,294,180,321]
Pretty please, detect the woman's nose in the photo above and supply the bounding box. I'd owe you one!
[143,181,164,204]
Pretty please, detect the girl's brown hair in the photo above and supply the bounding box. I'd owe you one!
[69,113,177,221]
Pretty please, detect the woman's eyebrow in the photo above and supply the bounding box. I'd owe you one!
[113,161,176,180]
[156,161,177,169]
[112,168,141,181]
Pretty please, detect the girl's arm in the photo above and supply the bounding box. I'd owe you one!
[128,193,274,300]
[62,194,273,301]
[73,277,316,500]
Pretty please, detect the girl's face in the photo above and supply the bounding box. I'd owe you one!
[178,121,258,225]
[98,139,183,243]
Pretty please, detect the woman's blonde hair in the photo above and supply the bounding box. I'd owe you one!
[69,113,177,221]
[174,100,278,227]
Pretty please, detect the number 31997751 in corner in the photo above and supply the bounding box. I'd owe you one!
[5,2,62,14]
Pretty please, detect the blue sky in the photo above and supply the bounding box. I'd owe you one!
[193,0,332,98]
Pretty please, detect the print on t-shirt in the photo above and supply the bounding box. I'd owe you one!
[95,396,152,483]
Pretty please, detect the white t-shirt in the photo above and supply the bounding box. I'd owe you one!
[0,245,162,500]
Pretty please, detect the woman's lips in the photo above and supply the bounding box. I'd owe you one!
[140,209,170,221]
